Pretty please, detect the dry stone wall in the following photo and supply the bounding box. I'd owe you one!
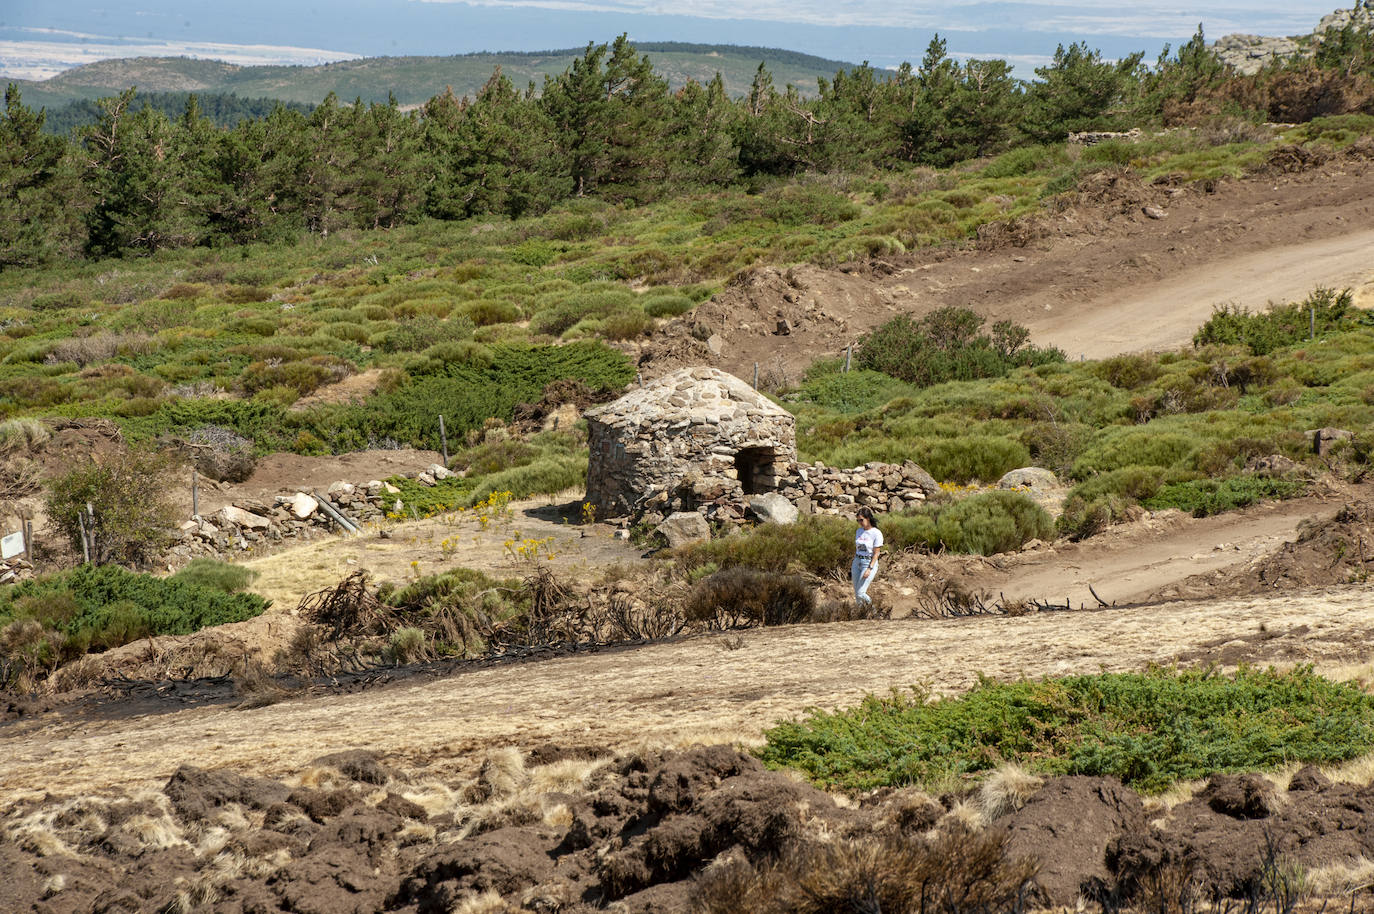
[640,459,942,530]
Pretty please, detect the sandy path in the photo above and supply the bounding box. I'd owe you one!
[964,494,1335,608]
[7,584,1374,797]
[1036,229,1374,359]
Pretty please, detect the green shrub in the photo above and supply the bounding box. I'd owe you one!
[378,315,475,353]
[0,564,270,686]
[0,417,50,454]
[759,185,861,227]
[1066,465,1170,503]
[379,567,527,656]
[1093,353,1163,389]
[920,436,1030,484]
[789,371,916,414]
[1072,430,1198,476]
[423,341,495,369]
[528,290,636,337]
[885,491,1053,555]
[856,309,1063,388]
[1143,474,1309,517]
[642,293,695,318]
[759,666,1374,793]
[460,299,522,326]
[44,448,180,567]
[171,558,259,593]
[683,567,816,628]
[1193,287,1354,355]
[676,515,853,575]
[1056,493,1126,540]
[600,309,652,340]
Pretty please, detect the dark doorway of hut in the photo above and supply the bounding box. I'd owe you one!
[735,446,776,495]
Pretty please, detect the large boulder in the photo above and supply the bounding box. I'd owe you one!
[218,505,271,530]
[1306,427,1353,455]
[748,493,799,525]
[998,467,1060,491]
[656,512,711,549]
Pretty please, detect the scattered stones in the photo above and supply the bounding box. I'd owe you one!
[427,464,454,480]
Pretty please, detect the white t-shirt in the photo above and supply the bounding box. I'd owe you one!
[855,526,883,557]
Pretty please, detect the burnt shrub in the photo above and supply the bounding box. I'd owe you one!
[684,567,816,628]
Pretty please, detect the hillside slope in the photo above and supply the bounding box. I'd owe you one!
[10,42,857,109]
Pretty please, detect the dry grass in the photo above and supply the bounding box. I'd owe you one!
[977,763,1043,822]
[1306,857,1374,897]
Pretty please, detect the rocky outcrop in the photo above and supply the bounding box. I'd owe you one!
[1213,5,1373,75]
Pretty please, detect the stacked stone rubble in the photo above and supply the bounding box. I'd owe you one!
[166,463,456,562]
[637,459,942,529]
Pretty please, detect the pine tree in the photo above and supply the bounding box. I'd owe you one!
[1022,43,1145,142]
[83,89,209,255]
[541,35,671,199]
[0,84,82,268]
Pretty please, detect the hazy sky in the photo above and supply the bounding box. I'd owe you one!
[0,0,1348,80]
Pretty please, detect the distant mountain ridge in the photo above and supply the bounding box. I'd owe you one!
[8,42,861,111]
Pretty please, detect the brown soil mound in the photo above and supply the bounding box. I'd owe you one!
[6,746,1374,912]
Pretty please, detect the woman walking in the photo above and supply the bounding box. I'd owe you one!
[852,507,883,610]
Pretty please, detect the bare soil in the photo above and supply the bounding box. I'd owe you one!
[643,153,1374,381]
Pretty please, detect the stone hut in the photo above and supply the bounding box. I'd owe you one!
[584,367,796,518]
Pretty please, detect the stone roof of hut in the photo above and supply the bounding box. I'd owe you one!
[584,367,791,430]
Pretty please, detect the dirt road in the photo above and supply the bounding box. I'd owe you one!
[7,581,1373,799]
[683,154,1374,381]
[1032,228,1374,359]
[918,488,1350,610]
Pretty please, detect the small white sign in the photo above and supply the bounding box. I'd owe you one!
[1,530,25,560]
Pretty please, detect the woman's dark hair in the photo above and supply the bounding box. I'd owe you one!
[857,507,879,528]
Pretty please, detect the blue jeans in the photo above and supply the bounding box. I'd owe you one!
[852,555,878,608]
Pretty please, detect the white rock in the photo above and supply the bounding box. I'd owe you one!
[427,463,454,480]
[417,473,436,487]
[383,482,401,495]
[365,480,384,494]
[290,492,319,519]
[327,481,355,497]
